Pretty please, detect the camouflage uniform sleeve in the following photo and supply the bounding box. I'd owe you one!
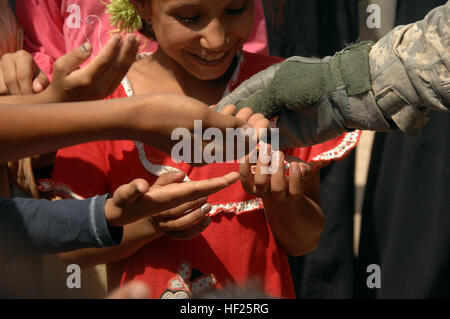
[369,1,450,136]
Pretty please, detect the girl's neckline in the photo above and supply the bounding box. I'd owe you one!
[122,51,245,99]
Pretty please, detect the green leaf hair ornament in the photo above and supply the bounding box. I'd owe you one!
[104,0,142,33]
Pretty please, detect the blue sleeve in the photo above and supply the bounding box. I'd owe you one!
[0,195,123,262]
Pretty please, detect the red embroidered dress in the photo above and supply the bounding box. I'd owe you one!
[44,52,360,299]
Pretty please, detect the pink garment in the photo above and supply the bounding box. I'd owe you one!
[16,0,269,78]
[0,1,22,57]
[244,0,269,55]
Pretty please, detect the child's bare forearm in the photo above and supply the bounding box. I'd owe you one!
[0,96,143,163]
[0,93,248,163]
[0,92,50,104]
[264,195,324,257]
[58,221,162,267]
[263,170,324,257]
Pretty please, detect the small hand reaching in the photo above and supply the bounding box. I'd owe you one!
[105,171,240,239]
[0,49,49,95]
[240,144,312,202]
[40,34,140,102]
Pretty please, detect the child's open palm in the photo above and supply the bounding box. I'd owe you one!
[41,34,140,102]
[105,171,240,240]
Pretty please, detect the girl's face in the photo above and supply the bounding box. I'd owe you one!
[137,0,255,80]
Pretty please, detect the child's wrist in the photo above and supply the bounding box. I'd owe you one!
[33,87,61,104]
[104,197,123,227]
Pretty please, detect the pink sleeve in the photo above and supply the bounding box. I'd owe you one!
[43,142,111,199]
[243,0,269,55]
[15,0,65,78]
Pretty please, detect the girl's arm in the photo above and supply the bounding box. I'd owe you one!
[58,218,162,268]
[262,166,324,256]
[0,34,139,103]
[0,94,249,164]
[58,171,240,267]
[240,149,325,256]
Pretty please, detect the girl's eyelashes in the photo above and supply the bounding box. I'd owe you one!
[226,4,248,15]
[176,14,200,23]
[173,2,248,24]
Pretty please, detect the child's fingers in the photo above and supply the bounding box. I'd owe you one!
[235,107,254,122]
[288,162,304,200]
[219,104,236,115]
[253,144,271,195]
[106,280,150,299]
[158,203,211,232]
[151,172,239,207]
[113,178,150,207]
[248,114,269,135]
[102,34,140,95]
[53,42,93,77]
[1,55,21,95]
[116,35,139,68]
[199,105,247,135]
[152,171,186,187]
[16,57,35,94]
[79,35,121,80]
[285,155,312,179]
[0,71,7,95]
[32,70,50,93]
[167,217,211,240]
[299,162,312,179]
[151,196,208,220]
[270,151,287,202]
[239,155,255,195]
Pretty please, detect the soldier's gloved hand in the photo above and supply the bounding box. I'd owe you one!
[216,42,392,148]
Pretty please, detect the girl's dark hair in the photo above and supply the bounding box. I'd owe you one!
[140,18,156,40]
[264,0,285,29]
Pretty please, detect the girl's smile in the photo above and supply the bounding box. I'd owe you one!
[132,0,254,81]
[185,49,231,67]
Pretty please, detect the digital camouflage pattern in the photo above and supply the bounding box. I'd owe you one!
[215,2,449,148]
[369,1,449,135]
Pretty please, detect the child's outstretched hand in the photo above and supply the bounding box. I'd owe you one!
[240,145,312,202]
[0,50,49,95]
[40,34,140,102]
[240,145,325,256]
[219,104,269,138]
[105,171,239,239]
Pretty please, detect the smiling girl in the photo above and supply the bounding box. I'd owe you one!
[48,0,360,298]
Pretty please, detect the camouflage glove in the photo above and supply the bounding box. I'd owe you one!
[216,42,392,148]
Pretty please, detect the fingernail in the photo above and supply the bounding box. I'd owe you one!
[300,164,311,178]
[113,34,121,43]
[128,34,136,43]
[201,203,211,215]
[33,82,43,93]
[80,42,92,53]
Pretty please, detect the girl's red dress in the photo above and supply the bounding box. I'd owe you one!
[42,51,361,299]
